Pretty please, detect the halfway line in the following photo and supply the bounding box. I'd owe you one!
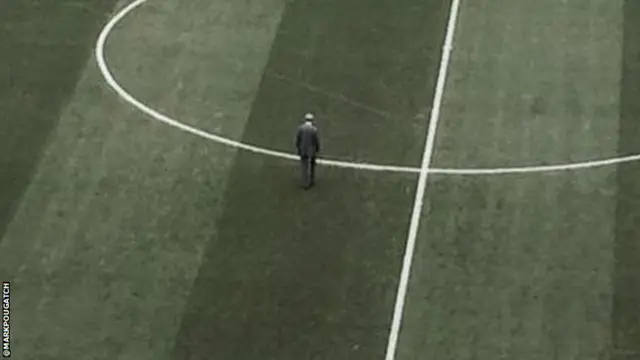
[383,0,462,359]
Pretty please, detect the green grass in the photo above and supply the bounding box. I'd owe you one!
[0,0,120,237]
[399,1,624,358]
[612,0,640,358]
[171,0,450,358]
[0,0,284,358]
[0,0,639,359]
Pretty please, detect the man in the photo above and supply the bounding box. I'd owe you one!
[295,113,320,189]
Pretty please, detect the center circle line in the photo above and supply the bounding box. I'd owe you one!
[95,0,640,176]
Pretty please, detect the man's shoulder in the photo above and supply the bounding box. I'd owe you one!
[299,122,318,131]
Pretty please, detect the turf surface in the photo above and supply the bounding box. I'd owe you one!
[399,1,624,358]
[612,0,640,358]
[0,1,283,358]
[1,0,639,359]
[171,0,450,358]
[0,0,120,239]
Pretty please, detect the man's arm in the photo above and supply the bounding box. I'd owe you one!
[295,128,302,154]
[314,129,320,153]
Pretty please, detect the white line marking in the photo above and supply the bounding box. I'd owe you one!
[429,155,640,174]
[95,0,417,175]
[383,0,461,359]
[96,0,640,180]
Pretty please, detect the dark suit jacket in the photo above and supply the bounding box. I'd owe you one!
[295,122,320,157]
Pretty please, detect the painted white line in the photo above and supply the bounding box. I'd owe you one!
[95,0,417,175]
[383,0,461,359]
[430,154,640,175]
[95,0,640,181]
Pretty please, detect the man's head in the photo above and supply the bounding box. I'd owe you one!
[304,113,315,123]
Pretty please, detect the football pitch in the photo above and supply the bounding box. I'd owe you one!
[1,0,639,359]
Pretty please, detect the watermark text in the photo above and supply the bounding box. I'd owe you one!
[2,282,10,358]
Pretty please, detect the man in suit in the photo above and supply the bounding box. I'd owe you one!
[295,113,320,189]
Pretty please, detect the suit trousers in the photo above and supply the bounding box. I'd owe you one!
[299,155,316,187]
